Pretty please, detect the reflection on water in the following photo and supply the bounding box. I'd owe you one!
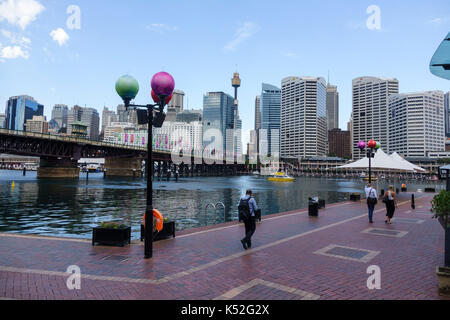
[0,170,444,240]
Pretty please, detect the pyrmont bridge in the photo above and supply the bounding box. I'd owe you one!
[0,129,247,178]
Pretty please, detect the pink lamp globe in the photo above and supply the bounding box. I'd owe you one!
[151,72,175,97]
[357,141,367,150]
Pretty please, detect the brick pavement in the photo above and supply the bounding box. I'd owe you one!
[0,192,448,300]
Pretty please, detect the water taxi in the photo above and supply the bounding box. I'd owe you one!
[268,172,295,182]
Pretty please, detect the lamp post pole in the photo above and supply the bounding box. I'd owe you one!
[144,107,154,259]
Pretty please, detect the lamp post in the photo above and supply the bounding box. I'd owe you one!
[115,72,175,259]
[358,140,380,184]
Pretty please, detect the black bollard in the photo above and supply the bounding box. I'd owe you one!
[411,194,415,210]
[23,167,26,176]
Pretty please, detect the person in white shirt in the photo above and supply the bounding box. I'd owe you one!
[364,184,378,224]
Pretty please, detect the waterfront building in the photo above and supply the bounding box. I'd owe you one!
[0,114,5,129]
[352,77,399,159]
[154,121,203,155]
[5,95,44,131]
[50,104,68,131]
[326,84,339,130]
[103,122,135,143]
[26,116,49,134]
[101,107,118,135]
[176,109,202,123]
[203,92,235,159]
[260,83,281,156]
[255,96,261,131]
[280,76,327,159]
[445,92,450,138]
[67,105,100,140]
[328,129,351,159]
[389,91,445,157]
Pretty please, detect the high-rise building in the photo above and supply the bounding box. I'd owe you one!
[153,121,203,155]
[166,89,185,122]
[0,114,5,129]
[328,129,351,159]
[176,109,202,124]
[117,104,128,122]
[389,91,445,157]
[445,92,450,138]
[51,104,68,131]
[326,84,339,130]
[26,116,49,134]
[281,77,327,159]
[101,107,118,134]
[352,77,399,159]
[5,95,44,131]
[255,96,261,131]
[203,92,235,158]
[67,105,100,140]
[260,83,281,155]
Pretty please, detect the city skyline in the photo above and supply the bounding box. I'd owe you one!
[1,0,450,148]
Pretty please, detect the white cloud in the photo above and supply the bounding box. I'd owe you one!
[1,45,29,59]
[1,29,31,47]
[146,23,178,34]
[0,0,45,30]
[50,28,70,46]
[283,52,298,59]
[225,22,259,51]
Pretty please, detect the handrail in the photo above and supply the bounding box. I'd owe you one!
[215,202,226,224]
[204,202,227,226]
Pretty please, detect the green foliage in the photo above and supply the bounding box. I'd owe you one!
[99,222,127,229]
[438,158,450,164]
[431,191,450,227]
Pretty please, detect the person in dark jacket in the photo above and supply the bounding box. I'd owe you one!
[240,190,259,250]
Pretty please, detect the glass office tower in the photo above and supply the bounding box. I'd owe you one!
[203,92,235,157]
[5,95,44,131]
[260,83,281,155]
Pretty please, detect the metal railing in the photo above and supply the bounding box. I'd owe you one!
[204,202,226,226]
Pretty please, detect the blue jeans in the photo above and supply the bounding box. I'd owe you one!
[367,201,375,222]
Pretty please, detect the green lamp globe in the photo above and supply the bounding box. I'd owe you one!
[115,75,139,101]
[375,142,381,150]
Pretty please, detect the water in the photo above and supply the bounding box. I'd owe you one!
[0,170,444,240]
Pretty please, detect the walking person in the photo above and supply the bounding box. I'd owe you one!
[383,186,398,224]
[365,183,378,224]
[238,190,259,250]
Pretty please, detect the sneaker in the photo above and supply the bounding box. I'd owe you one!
[240,239,248,250]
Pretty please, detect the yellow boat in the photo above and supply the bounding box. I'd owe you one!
[268,172,295,182]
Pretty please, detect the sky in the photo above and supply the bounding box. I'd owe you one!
[1,0,450,147]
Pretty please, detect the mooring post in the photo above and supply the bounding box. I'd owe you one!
[411,194,415,210]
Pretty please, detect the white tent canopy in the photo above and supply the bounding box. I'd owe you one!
[336,149,424,172]
[390,152,427,172]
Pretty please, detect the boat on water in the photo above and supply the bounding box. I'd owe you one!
[268,172,295,182]
[362,176,378,182]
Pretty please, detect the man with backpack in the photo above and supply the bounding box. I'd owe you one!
[365,183,378,224]
[239,190,259,250]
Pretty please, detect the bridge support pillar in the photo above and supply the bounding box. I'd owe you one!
[38,158,80,179]
[104,157,143,177]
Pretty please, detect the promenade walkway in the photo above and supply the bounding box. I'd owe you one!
[0,193,447,300]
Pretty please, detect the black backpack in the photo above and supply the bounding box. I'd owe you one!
[238,198,251,221]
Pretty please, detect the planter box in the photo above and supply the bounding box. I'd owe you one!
[425,188,436,193]
[92,226,131,247]
[319,200,326,209]
[350,194,361,202]
[141,221,176,242]
[401,188,407,192]
[437,266,450,297]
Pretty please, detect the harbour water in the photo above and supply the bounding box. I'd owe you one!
[0,170,444,240]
